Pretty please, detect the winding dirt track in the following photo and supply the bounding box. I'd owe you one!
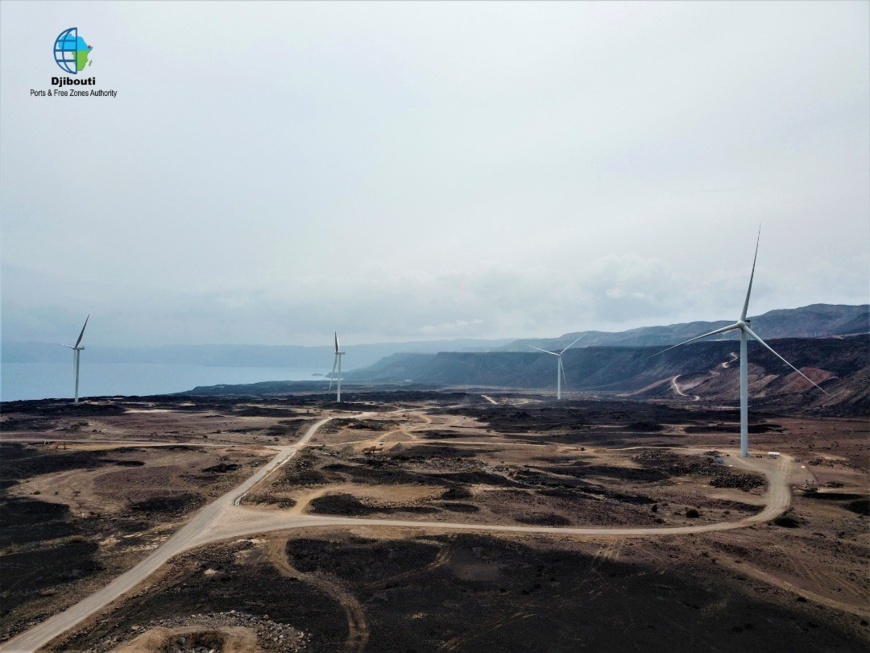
[194,454,791,544]
[670,375,700,401]
[265,537,370,653]
[1,415,794,653]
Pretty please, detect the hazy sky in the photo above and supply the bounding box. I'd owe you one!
[2,1,868,347]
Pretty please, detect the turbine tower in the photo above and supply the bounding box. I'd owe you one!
[329,332,345,402]
[64,315,89,404]
[654,230,826,458]
[529,335,584,400]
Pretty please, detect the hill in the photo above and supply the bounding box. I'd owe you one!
[505,304,869,351]
[3,305,864,369]
[348,334,869,415]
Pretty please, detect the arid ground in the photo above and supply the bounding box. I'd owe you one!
[1,391,867,652]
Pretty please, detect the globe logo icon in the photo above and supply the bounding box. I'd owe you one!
[54,27,93,74]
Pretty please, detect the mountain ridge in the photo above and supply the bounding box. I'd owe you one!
[504,303,868,351]
[346,334,869,416]
[3,304,866,372]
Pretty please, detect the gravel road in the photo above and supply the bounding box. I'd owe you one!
[0,419,792,653]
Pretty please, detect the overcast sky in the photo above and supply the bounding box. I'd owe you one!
[1,1,868,347]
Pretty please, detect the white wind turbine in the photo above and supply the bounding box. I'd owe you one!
[529,335,584,400]
[328,332,345,402]
[64,315,89,403]
[654,231,826,458]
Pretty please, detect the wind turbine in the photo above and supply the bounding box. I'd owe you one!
[529,335,584,400]
[653,230,826,458]
[64,315,89,403]
[328,332,345,402]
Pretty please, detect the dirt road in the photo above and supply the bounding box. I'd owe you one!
[184,452,793,545]
[670,375,700,401]
[0,417,333,653]
[0,420,793,653]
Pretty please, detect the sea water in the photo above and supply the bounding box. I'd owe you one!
[0,363,327,402]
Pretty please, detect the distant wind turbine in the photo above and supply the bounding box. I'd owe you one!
[529,335,584,400]
[328,332,345,402]
[653,230,826,458]
[64,315,89,403]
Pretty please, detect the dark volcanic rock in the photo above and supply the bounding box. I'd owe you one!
[515,513,572,526]
[710,473,765,490]
[0,497,80,547]
[0,539,102,615]
[129,493,204,516]
[201,463,240,473]
[308,493,438,517]
[0,443,108,490]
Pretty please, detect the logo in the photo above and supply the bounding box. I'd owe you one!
[54,27,93,74]
[30,27,115,98]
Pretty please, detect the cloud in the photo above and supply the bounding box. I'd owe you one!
[1,2,867,347]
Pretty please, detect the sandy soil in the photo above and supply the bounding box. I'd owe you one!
[1,392,867,652]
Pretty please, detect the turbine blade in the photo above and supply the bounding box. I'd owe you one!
[334,332,339,353]
[328,355,338,390]
[559,334,585,355]
[529,345,559,356]
[744,326,828,394]
[650,323,741,358]
[74,314,90,348]
[560,359,568,392]
[741,227,761,321]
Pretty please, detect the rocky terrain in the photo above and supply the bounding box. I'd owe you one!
[1,390,867,652]
[346,334,870,416]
